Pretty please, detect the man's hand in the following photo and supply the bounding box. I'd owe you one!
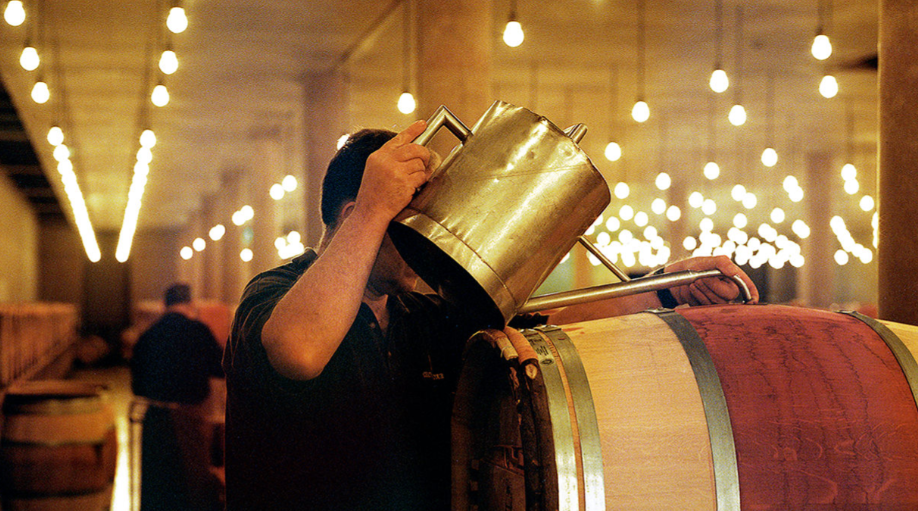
[664,255,760,306]
[355,120,433,224]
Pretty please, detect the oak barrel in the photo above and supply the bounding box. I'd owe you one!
[451,304,918,511]
[1,380,117,511]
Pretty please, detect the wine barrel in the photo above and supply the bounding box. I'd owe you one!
[0,380,117,511]
[451,304,918,511]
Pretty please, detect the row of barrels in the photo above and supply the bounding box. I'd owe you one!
[0,303,79,387]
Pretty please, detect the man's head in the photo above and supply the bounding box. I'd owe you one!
[164,283,192,307]
[320,128,397,229]
[319,127,425,297]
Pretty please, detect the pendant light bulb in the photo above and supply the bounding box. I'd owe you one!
[4,0,25,26]
[709,68,729,93]
[397,91,416,114]
[841,163,857,181]
[728,104,746,126]
[167,7,188,33]
[604,141,622,162]
[811,33,832,60]
[159,50,178,75]
[819,75,838,98]
[31,80,49,104]
[151,84,170,107]
[140,129,157,148]
[47,125,64,146]
[761,147,778,167]
[503,20,524,47]
[20,46,39,71]
[631,100,649,123]
[703,161,720,180]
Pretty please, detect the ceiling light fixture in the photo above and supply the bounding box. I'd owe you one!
[704,94,720,179]
[31,76,49,103]
[397,0,416,114]
[819,73,838,98]
[811,0,833,60]
[47,125,63,146]
[4,0,24,26]
[151,82,169,106]
[20,43,39,71]
[761,73,778,166]
[159,47,178,75]
[728,6,745,126]
[166,2,187,34]
[631,0,649,123]
[605,66,622,161]
[709,0,729,93]
[502,0,524,47]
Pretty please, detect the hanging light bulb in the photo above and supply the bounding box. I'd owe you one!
[503,0,524,47]
[47,125,64,146]
[819,74,838,98]
[4,0,25,26]
[151,84,170,106]
[709,68,729,93]
[140,129,157,148]
[761,147,778,167]
[503,19,524,47]
[632,100,649,123]
[728,104,746,126]
[655,172,671,190]
[811,33,832,60]
[167,6,188,33]
[703,161,720,180]
[52,143,70,162]
[604,141,622,161]
[503,1,524,48]
[31,80,49,104]
[397,91,416,114]
[841,163,857,181]
[20,45,39,71]
[159,49,178,75]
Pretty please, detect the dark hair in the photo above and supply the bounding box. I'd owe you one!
[320,128,396,227]
[164,283,192,307]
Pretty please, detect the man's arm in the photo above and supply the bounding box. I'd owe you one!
[547,255,759,325]
[261,121,432,381]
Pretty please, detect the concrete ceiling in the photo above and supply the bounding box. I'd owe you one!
[0,0,879,251]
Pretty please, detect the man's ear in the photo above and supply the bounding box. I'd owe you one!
[338,201,357,222]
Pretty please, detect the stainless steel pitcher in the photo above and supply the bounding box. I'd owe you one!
[389,101,611,327]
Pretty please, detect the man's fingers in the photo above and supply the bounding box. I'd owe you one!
[394,143,431,169]
[389,120,427,147]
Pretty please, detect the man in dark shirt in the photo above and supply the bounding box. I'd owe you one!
[132,283,225,511]
[222,122,758,510]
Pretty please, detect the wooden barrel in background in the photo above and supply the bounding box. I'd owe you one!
[0,380,118,511]
[451,304,918,511]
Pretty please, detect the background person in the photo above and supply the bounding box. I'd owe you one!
[131,283,225,511]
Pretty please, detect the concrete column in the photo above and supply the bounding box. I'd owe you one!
[201,196,222,300]
[878,0,918,325]
[185,211,207,298]
[416,0,493,157]
[799,151,834,308]
[251,134,283,275]
[219,169,246,303]
[304,71,348,247]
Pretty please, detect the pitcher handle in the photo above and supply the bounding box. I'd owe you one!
[563,123,588,144]
[412,105,473,146]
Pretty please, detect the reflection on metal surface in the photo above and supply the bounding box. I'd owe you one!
[537,326,606,511]
[525,329,580,511]
[653,310,741,511]
[390,100,611,328]
[519,269,753,315]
